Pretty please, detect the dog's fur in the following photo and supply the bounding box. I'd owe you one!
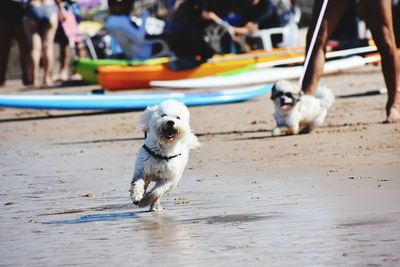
[129,100,199,211]
[271,80,335,135]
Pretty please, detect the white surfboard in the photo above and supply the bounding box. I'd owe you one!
[151,55,376,89]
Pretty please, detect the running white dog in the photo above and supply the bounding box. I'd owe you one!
[271,80,335,135]
[129,100,199,211]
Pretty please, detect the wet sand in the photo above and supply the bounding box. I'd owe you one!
[1,65,400,266]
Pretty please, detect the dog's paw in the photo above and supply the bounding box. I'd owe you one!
[138,192,159,208]
[130,192,143,205]
[130,182,145,205]
[299,124,314,134]
[149,202,163,212]
[272,127,281,136]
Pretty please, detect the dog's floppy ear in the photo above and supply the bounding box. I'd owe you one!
[140,105,158,137]
[187,132,201,150]
[270,84,278,100]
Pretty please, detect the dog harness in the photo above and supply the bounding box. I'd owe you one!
[142,144,181,161]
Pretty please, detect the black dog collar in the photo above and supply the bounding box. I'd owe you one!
[143,144,181,161]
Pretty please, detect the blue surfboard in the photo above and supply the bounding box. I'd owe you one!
[0,85,271,110]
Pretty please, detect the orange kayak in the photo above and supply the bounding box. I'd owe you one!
[97,52,303,90]
[97,61,249,90]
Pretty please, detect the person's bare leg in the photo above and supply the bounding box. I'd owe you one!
[362,0,400,123]
[58,42,70,81]
[41,13,58,86]
[24,17,41,87]
[301,0,351,95]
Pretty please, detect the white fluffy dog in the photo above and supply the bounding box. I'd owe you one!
[129,100,199,211]
[271,80,335,135]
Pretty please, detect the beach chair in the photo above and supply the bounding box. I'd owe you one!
[250,22,300,50]
[250,7,301,50]
[60,9,98,59]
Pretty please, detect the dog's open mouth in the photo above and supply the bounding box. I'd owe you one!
[279,98,294,110]
[280,102,292,110]
[162,127,179,140]
[280,104,292,110]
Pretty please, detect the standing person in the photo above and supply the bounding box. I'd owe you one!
[54,0,83,82]
[24,0,60,87]
[0,0,31,86]
[302,0,400,123]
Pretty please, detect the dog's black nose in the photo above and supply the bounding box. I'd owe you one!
[167,120,175,127]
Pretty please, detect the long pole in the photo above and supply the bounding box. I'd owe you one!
[299,0,329,87]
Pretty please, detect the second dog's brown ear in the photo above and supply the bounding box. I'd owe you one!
[294,91,302,102]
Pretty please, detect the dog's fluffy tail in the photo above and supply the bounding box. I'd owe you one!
[315,85,335,109]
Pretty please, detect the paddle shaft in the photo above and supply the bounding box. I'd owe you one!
[299,0,329,86]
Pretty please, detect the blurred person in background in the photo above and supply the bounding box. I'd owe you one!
[105,0,163,60]
[24,0,61,87]
[54,0,84,82]
[0,0,31,86]
[201,0,261,53]
[163,0,214,60]
[201,0,297,53]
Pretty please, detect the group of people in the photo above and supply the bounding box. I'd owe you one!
[0,0,297,87]
[0,0,399,123]
[105,0,399,123]
[0,0,82,88]
[105,0,298,61]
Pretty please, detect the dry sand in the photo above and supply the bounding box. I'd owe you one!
[1,64,400,266]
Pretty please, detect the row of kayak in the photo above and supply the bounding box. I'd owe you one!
[75,47,306,84]
[75,48,306,89]
[75,46,380,91]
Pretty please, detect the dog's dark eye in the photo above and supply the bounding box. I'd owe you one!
[161,114,167,117]
[176,116,180,120]
[284,92,293,98]
[273,91,284,99]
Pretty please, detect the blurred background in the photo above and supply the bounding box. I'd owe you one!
[2,0,399,82]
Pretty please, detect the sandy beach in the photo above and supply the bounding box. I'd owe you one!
[1,64,400,266]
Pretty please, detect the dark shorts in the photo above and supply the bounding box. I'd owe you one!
[55,23,69,45]
[25,3,57,28]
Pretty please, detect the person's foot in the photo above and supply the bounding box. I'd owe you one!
[59,71,69,82]
[33,80,41,88]
[70,73,82,81]
[43,77,54,87]
[384,105,400,124]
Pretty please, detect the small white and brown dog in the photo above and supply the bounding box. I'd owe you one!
[271,80,335,135]
[129,100,199,211]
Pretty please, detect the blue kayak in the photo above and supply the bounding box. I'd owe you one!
[0,85,271,110]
